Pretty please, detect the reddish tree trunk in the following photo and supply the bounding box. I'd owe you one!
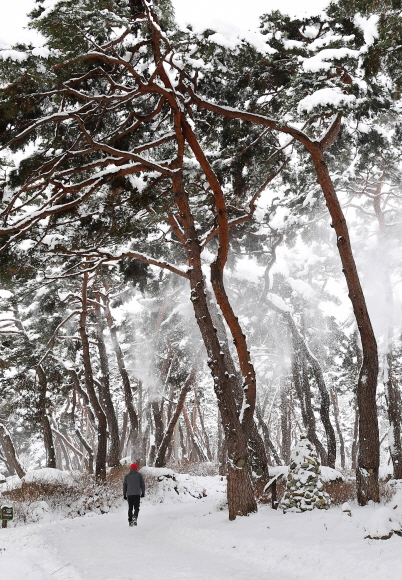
[193,97,380,504]
[309,150,379,503]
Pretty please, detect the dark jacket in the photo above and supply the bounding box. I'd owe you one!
[123,469,145,497]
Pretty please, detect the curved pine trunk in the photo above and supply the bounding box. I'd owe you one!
[206,291,269,482]
[309,149,379,504]
[173,185,257,519]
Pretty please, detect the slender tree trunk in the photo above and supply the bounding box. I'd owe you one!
[79,268,108,480]
[12,306,56,469]
[292,350,327,464]
[68,369,96,425]
[102,284,139,455]
[178,421,187,462]
[351,405,359,471]
[331,389,346,470]
[178,120,258,519]
[151,400,164,453]
[255,405,282,466]
[217,412,227,475]
[75,428,94,473]
[0,422,25,478]
[206,290,269,482]
[119,411,128,456]
[310,150,379,504]
[155,360,198,467]
[280,383,291,464]
[267,300,336,467]
[94,292,120,467]
[182,406,208,461]
[36,365,57,468]
[194,391,213,461]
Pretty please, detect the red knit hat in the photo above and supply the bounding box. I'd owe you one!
[130,463,138,470]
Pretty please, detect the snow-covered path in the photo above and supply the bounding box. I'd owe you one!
[38,501,292,580]
[2,497,402,580]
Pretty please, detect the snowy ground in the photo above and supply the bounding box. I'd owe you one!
[2,491,402,580]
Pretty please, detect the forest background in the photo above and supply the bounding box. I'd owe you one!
[0,0,401,521]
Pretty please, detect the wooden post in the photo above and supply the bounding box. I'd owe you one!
[2,520,6,529]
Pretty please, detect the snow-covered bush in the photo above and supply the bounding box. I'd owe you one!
[365,489,402,540]
[279,435,330,513]
[0,467,124,525]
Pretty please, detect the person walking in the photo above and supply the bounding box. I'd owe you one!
[123,463,145,527]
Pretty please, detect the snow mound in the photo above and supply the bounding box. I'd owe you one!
[23,468,76,487]
[365,490,402,539]
[320,466,345,482]
[269,465,289,479]
[365,507,400,540]
[0,474,23,494]
[141,467,226,504]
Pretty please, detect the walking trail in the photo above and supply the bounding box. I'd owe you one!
[1,496,402,580]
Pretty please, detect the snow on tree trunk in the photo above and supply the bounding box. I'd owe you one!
[279,435,330,513]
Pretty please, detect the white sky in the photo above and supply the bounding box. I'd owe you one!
[0,0,329,47]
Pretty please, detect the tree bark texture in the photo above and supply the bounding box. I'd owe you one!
[75,428,94,473]
[206,290,269,482]
[307,150,379,503]
[172,184,257,519]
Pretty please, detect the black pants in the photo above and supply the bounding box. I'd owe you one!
[127,495,141,521]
